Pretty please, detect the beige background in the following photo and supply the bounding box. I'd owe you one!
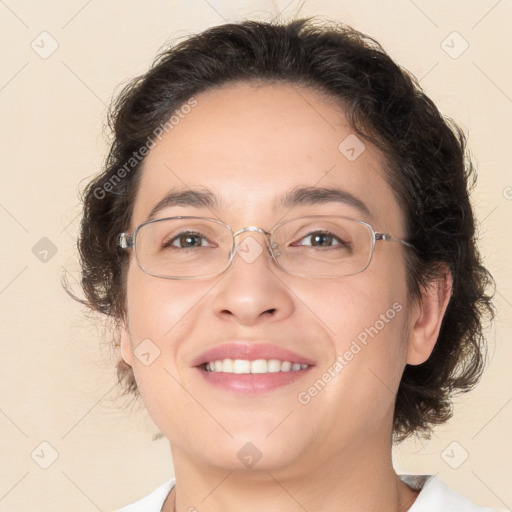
[0,0,511,510]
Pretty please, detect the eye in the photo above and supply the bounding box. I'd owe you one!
[292,230,348,248]
[163,231,212,249]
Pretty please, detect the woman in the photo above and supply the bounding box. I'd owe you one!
[73,18,498,512]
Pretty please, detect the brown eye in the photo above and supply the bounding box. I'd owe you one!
[163,231,209,249]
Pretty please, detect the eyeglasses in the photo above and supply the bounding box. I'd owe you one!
[117,215,414,280]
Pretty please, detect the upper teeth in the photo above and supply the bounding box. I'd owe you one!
[204,359,309,374]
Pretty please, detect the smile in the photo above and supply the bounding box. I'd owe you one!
[204,359,310,374]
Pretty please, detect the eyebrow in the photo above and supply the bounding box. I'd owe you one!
[147,188,221,221]
[277,185,371,217]
[146,185,371,221]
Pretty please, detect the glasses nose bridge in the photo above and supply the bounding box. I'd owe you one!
[232,225,271,240]
[231,225,275,255]
[233,226,271,247]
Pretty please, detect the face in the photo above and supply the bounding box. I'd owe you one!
[120,82,416,475]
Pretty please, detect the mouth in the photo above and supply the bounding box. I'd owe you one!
[192,343,314,394]
[203,359,310,374]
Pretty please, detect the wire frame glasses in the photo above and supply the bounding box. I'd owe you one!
[117,215,413,280]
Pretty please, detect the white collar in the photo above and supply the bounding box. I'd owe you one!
[115,474,501,511]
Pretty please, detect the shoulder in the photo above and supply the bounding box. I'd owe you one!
[111,479,175,512]
[399,474,504,512]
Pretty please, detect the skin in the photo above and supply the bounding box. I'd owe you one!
[119,82,452,512]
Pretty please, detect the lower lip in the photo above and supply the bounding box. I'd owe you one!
[196,367,312,393]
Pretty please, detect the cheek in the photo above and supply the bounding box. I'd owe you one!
[311,248,406,340]
[310,266,407,347]
[308,261,409,418]
[123,269,216,438]
[122,267,204,394]
[124,264,209,345]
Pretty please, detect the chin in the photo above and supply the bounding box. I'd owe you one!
[208,434,305,473]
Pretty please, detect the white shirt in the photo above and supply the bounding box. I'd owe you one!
[114,474,504,511]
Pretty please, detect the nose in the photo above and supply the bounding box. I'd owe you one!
[211,230,294,326]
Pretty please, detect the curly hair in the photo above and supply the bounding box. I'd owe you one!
[69,18,495,442]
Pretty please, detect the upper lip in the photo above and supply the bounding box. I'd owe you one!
[191,343,315,367]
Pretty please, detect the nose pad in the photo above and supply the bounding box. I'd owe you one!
[270,241,281,258]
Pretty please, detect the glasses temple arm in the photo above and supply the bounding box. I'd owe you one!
[376,232,415,250]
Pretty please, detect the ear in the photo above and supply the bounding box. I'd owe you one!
[406,267,453,365]
[119,318,134,366]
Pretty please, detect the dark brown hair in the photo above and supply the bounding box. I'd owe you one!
[69,18,495,442]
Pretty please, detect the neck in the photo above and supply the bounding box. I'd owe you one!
[163,439,419,512]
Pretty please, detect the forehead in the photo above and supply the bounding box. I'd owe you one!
[131,82,404,232]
